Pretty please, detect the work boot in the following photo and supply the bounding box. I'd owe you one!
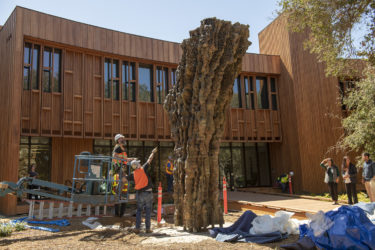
[133,228,140,234]
[146,229,153,234]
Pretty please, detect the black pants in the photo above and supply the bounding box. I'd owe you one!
[345,182,358,204]
[327,182,338,202]
[115,203,126,217]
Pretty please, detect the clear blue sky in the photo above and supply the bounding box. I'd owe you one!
[0,0,280,53]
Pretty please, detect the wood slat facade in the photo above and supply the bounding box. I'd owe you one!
[4,6,360,215]
[259,16,360,194]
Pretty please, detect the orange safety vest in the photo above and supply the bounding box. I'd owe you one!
[112,151,128,165]
[166,160,174,175]
[112,174,128,194]
[134,168,149,190]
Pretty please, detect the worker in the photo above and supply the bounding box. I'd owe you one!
[277,174,289,193]
[166,156,174,193]
[112,134,136,217]
[126,147,158,234]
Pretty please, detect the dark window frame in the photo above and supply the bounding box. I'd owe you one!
[42,47,61,93]
[23,43,41,91]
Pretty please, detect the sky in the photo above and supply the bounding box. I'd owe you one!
[0,0,280,53]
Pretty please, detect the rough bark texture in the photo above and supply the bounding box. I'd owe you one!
[164,18,250,232]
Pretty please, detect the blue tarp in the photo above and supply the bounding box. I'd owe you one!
[209,210,287,244]
[11,217,70,232]
[297,206,375,250]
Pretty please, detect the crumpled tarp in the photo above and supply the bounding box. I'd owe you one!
[209,211,287,244]
[11,217,70,232]
[286,206,375,250]
[250,211,307,235]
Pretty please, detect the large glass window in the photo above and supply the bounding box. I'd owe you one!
[231,77,242,108]
[23,43,40,90]
[232,143,246,188]
[258,143,271,186]
[138,64,154,102]
[93,139,113,156]
[244,143,258,186]
[19,137,51,181]
[256,76,269,109]
[219,142,271,189]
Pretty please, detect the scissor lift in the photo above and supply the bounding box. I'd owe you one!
[0,152,134,218]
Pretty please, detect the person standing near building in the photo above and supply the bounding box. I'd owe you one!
[166,156,174,193]
[112,134,136,217]
[320,158,340,205]
[27,164,38,199]
[341,156,358,204]
[362,152,375,202]
[126,147,158,234]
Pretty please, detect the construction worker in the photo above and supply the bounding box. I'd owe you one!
[126,147,158,234]
[112,134,136,217]
[166,156,174,193]
[277,174,289,193]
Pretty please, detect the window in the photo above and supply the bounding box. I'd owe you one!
[138,64,153,102]
[256,77,269,109]
[244,76,255,109]
[122,61,136,102]
[244,77,249,109]
[42,47,61,93]
[156,66,169,104]
[122,63,129,100]
[23,43,40,90]
[104,59,111,98]
[270,78,277,110]
[231,77,242,108]
[113,60,119,100]
[171,69,177,86]
[104,59,119,100]
[18,136,51,181]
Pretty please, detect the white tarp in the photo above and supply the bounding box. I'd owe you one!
[250,211,307,235]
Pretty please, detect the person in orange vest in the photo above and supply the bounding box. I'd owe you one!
[112,134,136,217]
[166,156,174,193]
[126,147,158,234]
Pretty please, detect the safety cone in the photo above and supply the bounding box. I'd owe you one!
[223,177,228,214]
[157,182,162,224]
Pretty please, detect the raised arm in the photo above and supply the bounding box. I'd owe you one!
[146,147,158,165]
[320,158,327,169]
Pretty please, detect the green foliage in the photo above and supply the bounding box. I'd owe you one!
[310,191,370,203]
[13,222,27,232]
[0,223,13,237]
[338,66,375,158]
[279,0,375,77]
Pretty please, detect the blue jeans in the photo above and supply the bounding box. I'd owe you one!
[136,191,153,230]
[166,174,174,193]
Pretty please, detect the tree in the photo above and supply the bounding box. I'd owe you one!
[164,18,250,232]
[279,0,375,157]
[279,0,374,76]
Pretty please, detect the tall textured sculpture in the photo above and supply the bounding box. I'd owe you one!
[164,18,250,232]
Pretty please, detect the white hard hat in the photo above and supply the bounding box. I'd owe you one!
[114,134,125,142]
[130,160,141,169]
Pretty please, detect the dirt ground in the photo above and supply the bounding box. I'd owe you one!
[0,210,299,250]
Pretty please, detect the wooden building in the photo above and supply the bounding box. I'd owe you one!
[0,7,353,215]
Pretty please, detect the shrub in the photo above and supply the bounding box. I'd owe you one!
[0,223,13,237]
[13,222,26,232]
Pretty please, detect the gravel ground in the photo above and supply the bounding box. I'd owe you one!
[0,210,299,250]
